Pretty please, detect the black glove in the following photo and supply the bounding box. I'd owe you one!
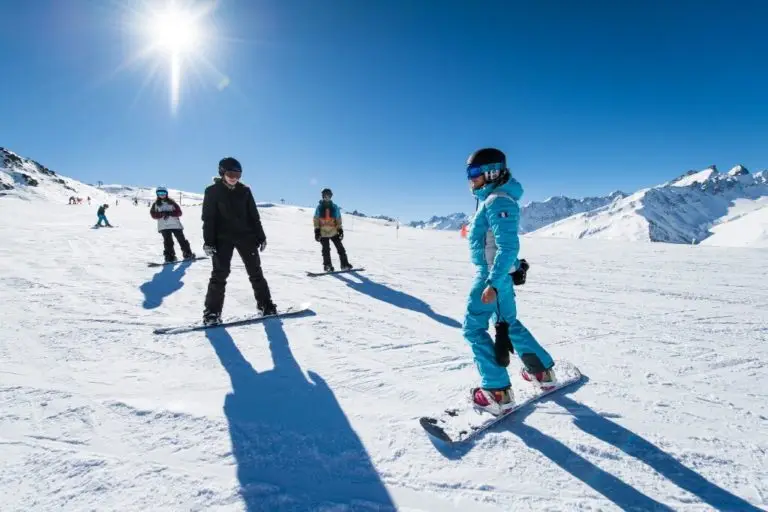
[493,321,513,367]
[337,228,344,241]
[163,213,170,219]
[511,259,529,286]
[314,228,321,242]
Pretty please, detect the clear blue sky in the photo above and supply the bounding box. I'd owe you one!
[1,0,766,221]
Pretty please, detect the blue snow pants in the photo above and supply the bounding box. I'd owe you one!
[463,270,554,390]
[96,214,109,226]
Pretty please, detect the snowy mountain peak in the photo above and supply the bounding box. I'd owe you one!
[727,164,749,177]
[532,165,768,246]
[518,190,627,233]
[408,212,469,230]
[670,166,720,187]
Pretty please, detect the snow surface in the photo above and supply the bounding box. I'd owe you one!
[1,195,767,511]
[701,200,768,248]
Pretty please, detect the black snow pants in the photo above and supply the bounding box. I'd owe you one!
[320,235,350,267]
[161,229,193,260]
[204,238,272,314]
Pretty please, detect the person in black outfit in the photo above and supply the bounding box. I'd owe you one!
[202,157,277,325]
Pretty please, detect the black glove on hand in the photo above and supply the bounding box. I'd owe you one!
[511,259,529,286]
[493,321,513,367]
[163,213,170,219]
[314,228,321,242]
[337,228,344,241]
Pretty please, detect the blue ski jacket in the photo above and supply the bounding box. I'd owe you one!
[468,177,525,289]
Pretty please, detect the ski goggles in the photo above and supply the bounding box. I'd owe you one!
[467,162,505,180]
[223,170,241,179]
[156,190,168,197]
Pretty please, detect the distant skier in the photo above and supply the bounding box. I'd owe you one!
[313,188,352,272]
[201,157,277,325]
[150,186,195,263]
[463,148,556,416]
[95,204,112,227]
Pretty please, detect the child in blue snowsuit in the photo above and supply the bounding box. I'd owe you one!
[95,204,112,227]
[464,148,556,416]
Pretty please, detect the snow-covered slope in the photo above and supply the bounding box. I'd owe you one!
[101,184,204,204]
[700,198,768,248]
[519,191,627,233]
[1,198,766,511]
[0,147,112,203]
[0,147,205,206]
[531,167,768,244]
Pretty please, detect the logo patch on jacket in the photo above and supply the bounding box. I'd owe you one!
[499,211,509,218]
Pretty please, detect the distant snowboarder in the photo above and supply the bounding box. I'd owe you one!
[150,186,195,263]
[201,157,277,326]
[95,204,112,227]
[463,147,556,416]
[313,188,352,272]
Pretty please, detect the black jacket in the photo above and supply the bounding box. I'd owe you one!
[202,179,266,246]
[97,205,106,216]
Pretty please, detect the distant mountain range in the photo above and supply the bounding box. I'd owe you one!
[408,165,768,247]
[3,146,766,247]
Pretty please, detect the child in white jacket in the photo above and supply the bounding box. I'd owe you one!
[149,186,195,263]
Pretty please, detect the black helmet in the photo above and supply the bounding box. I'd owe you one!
[218,157,242,176]
[321,188,333,198]
[466,147,509,182]
[467,147,506,168]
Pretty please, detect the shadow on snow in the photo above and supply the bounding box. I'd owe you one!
[205,317,396,511]
[429,376,759,510]
[139,260,191,310]
[332,272,461,329]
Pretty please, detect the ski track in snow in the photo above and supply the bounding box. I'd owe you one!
[1,199,766,511]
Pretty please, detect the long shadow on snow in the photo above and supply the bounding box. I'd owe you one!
[430,377,672,511]
[332,272,461,329]
[552,395,761,511]
[139,260,192,309]
[205,319,396,511]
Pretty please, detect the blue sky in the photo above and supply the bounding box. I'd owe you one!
[1,0,766,221]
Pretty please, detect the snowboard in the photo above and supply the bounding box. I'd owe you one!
[147,256,208,267]
[419,360,582,444]
[153,302,312,335]
[306,267,364,277]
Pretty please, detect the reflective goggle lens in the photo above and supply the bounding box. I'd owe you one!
[467,162,504,179]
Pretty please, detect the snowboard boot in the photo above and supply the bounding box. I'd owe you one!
[521,368,557,391]
[182,252,196,260]
[340,263,353,271]
[258,302,278,316]
[164,252,178,263]
[203,310,222,326]
[472,387,514,416]
[323,264,335,272]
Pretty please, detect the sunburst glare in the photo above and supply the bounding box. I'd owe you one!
[123,0,225,114]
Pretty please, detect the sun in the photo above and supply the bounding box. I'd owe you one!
[149,5,201,55]
[122,0,225,115]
